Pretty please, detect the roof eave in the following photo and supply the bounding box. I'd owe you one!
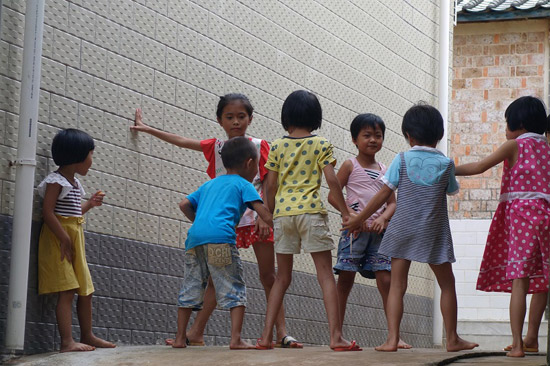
[457,8,550,23]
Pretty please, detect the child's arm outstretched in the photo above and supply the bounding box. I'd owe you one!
[323,164,349,221]
[42,184,74,262]
[179,198,196,222]
[455,139,517,176]
[342,185,393,232]
[131,108,202,151]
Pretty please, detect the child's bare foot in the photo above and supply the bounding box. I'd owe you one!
[397,339,412,349]
[229,339,256,350]
[506,345,525,358]
[375,341,398,352]
[60,341,96,353]
[81,335,115,348]
[446,337,478,352]
[171,335,187,348]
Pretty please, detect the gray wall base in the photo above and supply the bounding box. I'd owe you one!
[0,214,434,354]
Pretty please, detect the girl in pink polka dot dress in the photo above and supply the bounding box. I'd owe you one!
[455,96,550,358]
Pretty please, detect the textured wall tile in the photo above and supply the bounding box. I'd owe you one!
[111,268,136,299]
[40,58,66,95]
[97,296,123,328]
[107,52,133,89]
[88,264,111,296]
[175,80,197,112]
[137,212,159,244]
[114,147,139,180]
[65,67,93,105]
[52,29,81,68]
[95,17,120,52]
[135,271,158,303]
[131,61,155,96]
[155,14,177,49]
[0,41,9,75]
[157,274,180,304]
[7,44,23,80]
[160,160,181,191]
[102,113,128,148]
[138,154,162,186]
[119,27,144,62]
[108,0,134,28]
[78,104,103,140]
[50,95,78,129]
[112,207,137,240]
[142,38,166,71]
[153,71,176,104]
[158,217,180,247]
[124,239,149,271]
[121,299,145,329]
[81,41,107,78]
[68,3,96,42]
[86,203,113,235]
[93,78,119,115]
[125,180,150,211]
[44,0,68,32]
[101,173,127,207]
[132,3,156,38]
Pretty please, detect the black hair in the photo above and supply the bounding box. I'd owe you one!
[505,96,547,134]
[221,136,258,169]
[51,128,95,166]
[350,113,386,140]
[216,93,254,118]
[401,102,444,146]
[281,90,322,131]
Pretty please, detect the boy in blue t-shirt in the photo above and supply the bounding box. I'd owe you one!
[173,136,273,350]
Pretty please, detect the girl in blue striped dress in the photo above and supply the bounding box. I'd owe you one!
[343,104,478,352]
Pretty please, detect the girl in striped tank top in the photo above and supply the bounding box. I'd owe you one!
[456,96,550,358]
[37,129,114,352]
[343,104,478,353]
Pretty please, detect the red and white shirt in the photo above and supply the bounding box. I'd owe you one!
[200,137,269,227]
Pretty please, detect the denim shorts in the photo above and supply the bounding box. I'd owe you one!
[333,230,391,279]
[177,244,246,309]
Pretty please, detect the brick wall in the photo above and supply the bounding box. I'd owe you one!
[449,19,548,219]
[1,0,444,353]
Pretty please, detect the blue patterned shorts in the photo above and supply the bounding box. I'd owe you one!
[177,244,246,309]
[333,230,391,279]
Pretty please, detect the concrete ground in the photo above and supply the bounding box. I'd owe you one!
[2,346,547,366]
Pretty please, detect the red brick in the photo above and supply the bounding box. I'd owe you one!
[526,77,544,88]
[469,34,496,45]
[453,56,470,67]
[461,44,484,56]
[500,33,527,44]
[453,79,466,89]
[472,78,493,89]
[462,67,483,78]
[481,110,487,122]
[499,77,522,89]
[454,35,469,46]
[527,32,545,42]
[516,65,539,77]
[472,55,495,67]
[487,66,511,77]
[487,44,510,55]
[487,89,511,100]
[515,43,539,54]
[499,54,523,66]
[527,53,544,65]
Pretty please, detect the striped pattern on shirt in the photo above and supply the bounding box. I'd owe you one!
[54,174,82,217]
[364,169,380,180]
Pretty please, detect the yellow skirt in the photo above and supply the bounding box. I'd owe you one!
[38,215,94,296]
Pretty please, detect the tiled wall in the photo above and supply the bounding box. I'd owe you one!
[1,0,445,353]
[450,219,537,321]
[0,214,434,353]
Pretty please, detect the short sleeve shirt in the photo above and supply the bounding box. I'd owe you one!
[265,135,336,218]
[185,174,262,250]
[200,137,269,227]
[382,146,459,195]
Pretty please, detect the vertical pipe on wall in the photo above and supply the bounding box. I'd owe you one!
[5,0,45,351]
[434,0,451,347]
